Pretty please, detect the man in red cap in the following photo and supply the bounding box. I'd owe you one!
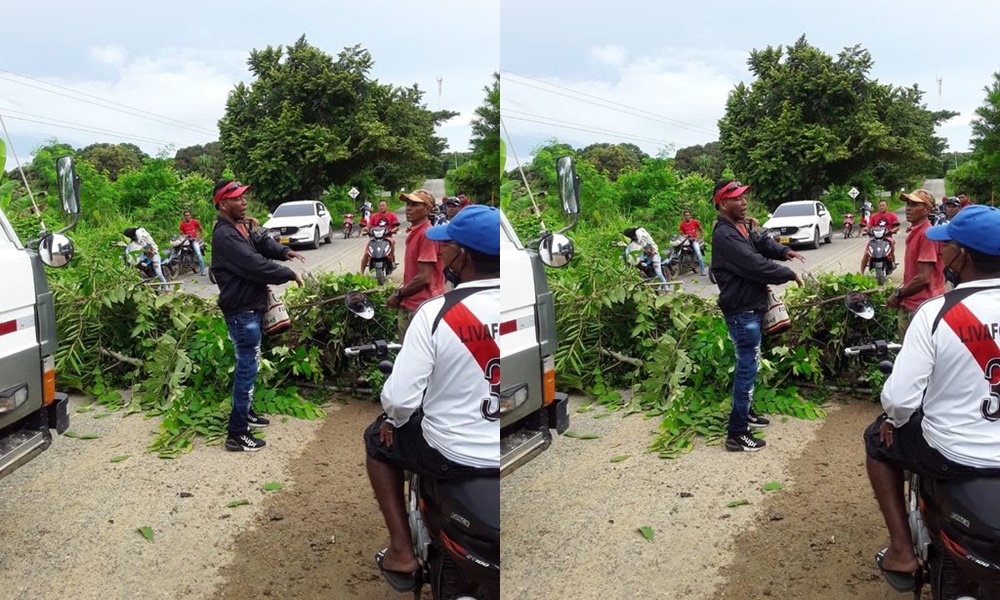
[710,179,804,452]
[210,179,305,452]
[886,189,944,341]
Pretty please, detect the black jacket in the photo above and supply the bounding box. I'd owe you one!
[211,218,297,316]
[710,217,797,315]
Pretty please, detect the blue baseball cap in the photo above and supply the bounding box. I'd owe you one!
[426,205,500,256]
[926,205,1000,256]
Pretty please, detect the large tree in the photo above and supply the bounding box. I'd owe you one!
[673,141,724,180]
[219,37,451,206]
[174,141,225,180]
[718,37,953,206]
[966,70,1000,199]
[79,142,147,181]
[580,142,647,181]
[447,72,499,203]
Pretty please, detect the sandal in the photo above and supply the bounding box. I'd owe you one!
[875,547,919,593]
[375,547,418,593]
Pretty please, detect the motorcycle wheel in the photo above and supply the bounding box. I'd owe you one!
[343,225,350,239]
[875,265,886,285]
[375,264,387,285]
[843,225,851,239]
[165,261,178,280]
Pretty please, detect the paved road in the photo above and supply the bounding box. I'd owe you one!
[176,178,445,298]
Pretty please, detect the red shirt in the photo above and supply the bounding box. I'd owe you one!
[179,218,201,237]
[401,220,444,312]
[367,210,399,230]
[679,218,702,238]
[901,220,944,312]
[869,210,900,231]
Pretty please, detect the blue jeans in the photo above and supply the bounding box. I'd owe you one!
[225,311,262,435]
[724,310,762,436]
[192,241,206,274]
[692,241,706,274]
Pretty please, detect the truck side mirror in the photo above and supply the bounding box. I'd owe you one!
[37,232,74,268]
[555,156,580,215]
[55,156,80,215]
[537,232,574,268]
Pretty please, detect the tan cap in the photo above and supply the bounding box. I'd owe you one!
[399,188,435,207]
[899,189,935,208]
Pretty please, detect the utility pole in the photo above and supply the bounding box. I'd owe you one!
[436,75,443,111]
[937,76,943,111]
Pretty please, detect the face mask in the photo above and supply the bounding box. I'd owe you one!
[944,249,964,287]
[444,249,465,286]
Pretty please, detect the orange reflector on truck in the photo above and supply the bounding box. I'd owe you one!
[542,355,556,406]
[42,355,56,406]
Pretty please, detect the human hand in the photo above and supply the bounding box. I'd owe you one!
[794,272,804,287]
[887,293,900,309]
[878,419,894,448]
[294,272,304,287]
[387,293,400,309]
[379,419,394,447]
[787,250,806,263]
[287,250,306,263]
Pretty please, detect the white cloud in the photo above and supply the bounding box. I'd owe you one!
[590,44,628,66]
[89,44,128,67]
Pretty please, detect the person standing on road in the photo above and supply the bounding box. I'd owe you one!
[886,189,944,342]
[211,179,306,452]
[678,210,707,276]
[386,188,444,342]
[364,205,500,593]
[710,179,805,452]
[863,205,1000,593]
[179,210,207,276]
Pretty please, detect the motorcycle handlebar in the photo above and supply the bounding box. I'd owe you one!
[344,341,402,356]
[843,341,902,356]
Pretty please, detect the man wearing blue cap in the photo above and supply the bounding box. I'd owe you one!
[863,205,1000,592]
[363,205,500,593]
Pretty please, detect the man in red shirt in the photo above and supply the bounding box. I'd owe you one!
[178,210,207,276]
[678,210,707,276]
[386,189,444,341]
[860,200,901,272]
[886,189,944,341]
[360,200,401,271]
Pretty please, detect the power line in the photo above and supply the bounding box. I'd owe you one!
[500,69,718,136]
[0,71,217,136]
[503,114,676,147]
[0,107,177,145]
[0,114,177,146]
[502,108,676,146]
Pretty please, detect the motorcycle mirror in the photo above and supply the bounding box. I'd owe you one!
[537,232,574,268]
[844,291,875,320]
[555,156,580,216]
[344,291,375,320]
[37,232,74,268]
[55,156,80,216]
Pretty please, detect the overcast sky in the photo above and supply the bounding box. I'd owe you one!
[501,0,1000,168]
[1,1,497,171]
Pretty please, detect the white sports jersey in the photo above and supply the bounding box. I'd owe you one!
[882,278,1000,469]
[381,279,500,469]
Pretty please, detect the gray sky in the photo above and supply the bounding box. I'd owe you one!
[501,0,1000,167]
[1,0,497,171]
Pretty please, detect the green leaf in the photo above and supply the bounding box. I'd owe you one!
[726,498,750,508]
[638,525,655,542]
[609,455,630,463]
[262,481,283,492]
[563,431,600,440]
[138,526,154,542]
[226,499,250,508]
[110,455,130,463]
[762,481,783,492]
[63,431,100,440]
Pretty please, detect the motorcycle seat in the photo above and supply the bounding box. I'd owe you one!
[925,476,1000,537]
[423,476,500,540]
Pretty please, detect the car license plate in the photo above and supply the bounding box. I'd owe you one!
[779,236,790,245]
[279,236,290,245]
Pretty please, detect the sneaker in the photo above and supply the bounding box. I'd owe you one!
[225,432,266,452]
[725,432,766,452]
[247,411,270,428]
[747,411,770,428]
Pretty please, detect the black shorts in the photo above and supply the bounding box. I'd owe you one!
[863,412,999,480]
[364,412,498,481]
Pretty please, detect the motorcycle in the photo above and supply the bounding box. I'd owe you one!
[865,226,894,285]
[343,293,501,600]
[343,213,355,238]
[842,213,856,238]
[844,292,1000,600]
[664,236,700,279]
[163,235,201,279]
[365,225,395,285]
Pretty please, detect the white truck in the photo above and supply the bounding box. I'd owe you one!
[499,155,578,477]
[0,154,80,480]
